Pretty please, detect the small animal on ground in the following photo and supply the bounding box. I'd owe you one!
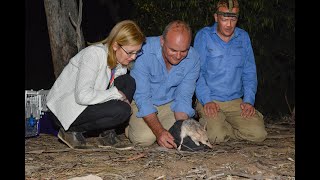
[178,118,213,150]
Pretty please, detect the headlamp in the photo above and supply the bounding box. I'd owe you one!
[216,11,239,18]
[215,0,239,18]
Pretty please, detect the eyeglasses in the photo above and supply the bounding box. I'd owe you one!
[119,45,143,57]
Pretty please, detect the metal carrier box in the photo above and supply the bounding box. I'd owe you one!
[25,89,53,137]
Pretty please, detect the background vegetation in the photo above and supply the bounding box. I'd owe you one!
[129,0,295,118]
[26,0,294,119]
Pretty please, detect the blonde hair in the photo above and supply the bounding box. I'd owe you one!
[94,20,145,69]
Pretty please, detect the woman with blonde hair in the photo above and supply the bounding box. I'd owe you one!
[46,20,145,149]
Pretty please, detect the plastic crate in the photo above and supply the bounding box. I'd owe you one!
[25,89,50,137]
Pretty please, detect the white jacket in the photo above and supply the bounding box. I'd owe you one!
[46,44,127,130]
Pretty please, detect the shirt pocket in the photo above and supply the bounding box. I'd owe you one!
[149,74,164,95]
[206,49,224,74]
[169,71,184,87]
[150,74,164,84]
[230,47,244,68]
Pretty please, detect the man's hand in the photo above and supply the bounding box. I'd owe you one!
[203,102,220,117]
[240,102,255,118]
[143,113,177,149]
[156,129,177,149]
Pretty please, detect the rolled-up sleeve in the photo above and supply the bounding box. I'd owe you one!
[171,51,200,117]
[130,56,158,118]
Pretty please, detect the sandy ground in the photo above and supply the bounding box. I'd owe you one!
[25,118,295,180]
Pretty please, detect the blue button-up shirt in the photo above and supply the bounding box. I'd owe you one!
[194,23,257,106]
[130,36,200,118]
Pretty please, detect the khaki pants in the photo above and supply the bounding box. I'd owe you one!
[125,101,176,146]
[196,98,267,143]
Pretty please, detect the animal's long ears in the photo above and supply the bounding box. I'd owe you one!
[203,121,208,130]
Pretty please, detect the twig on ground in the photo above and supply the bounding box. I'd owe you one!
[26,147,138,154]
[26,149,71,154]
[227,171,264,180]
[127,152,146,161]
[155,175,165,180]
[74,148,131,152]
[267,134,295,139]
[207,173,225,179]
[266,124,293,130]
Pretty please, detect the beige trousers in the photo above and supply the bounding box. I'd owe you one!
[125,101,176,146]
[196,98,267,143]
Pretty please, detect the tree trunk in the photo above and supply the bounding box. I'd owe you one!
[44,0,85,78]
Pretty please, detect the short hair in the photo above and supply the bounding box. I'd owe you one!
[162,20,192,41]
[100,20,145,69]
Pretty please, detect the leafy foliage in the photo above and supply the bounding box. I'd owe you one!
[130,0,295,118]
[130,0,216,40]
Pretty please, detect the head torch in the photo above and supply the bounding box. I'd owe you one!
[216,0,239,18]
[216,11,239,18]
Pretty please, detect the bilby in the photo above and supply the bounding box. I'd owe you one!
[178,118,213,150]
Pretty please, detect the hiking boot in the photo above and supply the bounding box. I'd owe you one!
[97,129,133,150]
[57,128,89,149]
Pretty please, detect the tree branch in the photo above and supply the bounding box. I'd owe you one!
[68,0,83,52]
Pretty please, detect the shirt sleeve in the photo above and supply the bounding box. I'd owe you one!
[170,53,200,117]
[130,56,158,118]
[75,48,123,105]
[194,31,212,105]
[242,32,258,105]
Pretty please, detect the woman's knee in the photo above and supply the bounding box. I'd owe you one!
[113,102,132,123]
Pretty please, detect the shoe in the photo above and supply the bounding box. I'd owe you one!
[97,129,133,150]
[57,128,89,149]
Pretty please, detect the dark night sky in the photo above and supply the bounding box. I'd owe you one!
[25,0,133,91]
[25,0,55,90]
[25,1,295,117]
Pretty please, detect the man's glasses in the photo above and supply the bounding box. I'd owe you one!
[119,45,143,57]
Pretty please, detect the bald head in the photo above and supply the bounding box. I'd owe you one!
[162,20,192,45]
[160,20,192,68]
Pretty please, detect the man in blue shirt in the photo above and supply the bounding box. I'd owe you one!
[194,0,267,144]
[126,20,200,149]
